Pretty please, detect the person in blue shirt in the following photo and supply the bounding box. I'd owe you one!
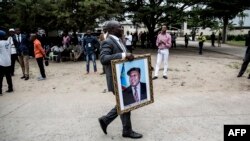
[82,30,100,74]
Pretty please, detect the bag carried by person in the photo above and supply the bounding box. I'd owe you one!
[44,57,49,66]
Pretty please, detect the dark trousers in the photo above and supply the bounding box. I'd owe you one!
[36,57,46,78]
[211,39,215,46]
[10,54,18,75]
[199,42,203,54]
[101,106,132,134]
[239,54,250,76]
[86,53,97,73]
[185,40,188,48]
[172,41,176,48]
[126,45,132,53]
[0,66,13,93]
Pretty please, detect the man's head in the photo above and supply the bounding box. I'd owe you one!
[9,28,15,36]
[161,25,167,33]
[30,33,37,42]
[127,67,141,87]
[105,21,123,38]
[86,30,91,36]
[127,31,130,35]
[15,28,21,35]
[0,30,6,40]
[200,32,203,35]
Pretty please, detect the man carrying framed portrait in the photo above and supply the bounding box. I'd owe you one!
[98,21,143,139]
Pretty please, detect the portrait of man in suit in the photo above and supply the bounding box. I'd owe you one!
[122,67,147,106]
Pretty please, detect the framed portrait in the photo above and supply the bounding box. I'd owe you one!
[111,54,154,114]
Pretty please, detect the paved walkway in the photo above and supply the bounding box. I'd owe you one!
[176,37,246,58]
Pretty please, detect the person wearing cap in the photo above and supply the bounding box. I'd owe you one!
[122,67,147,106]
[30,33,46,80]
[98,21,143,139]
[7,28,19,76]
[13,28,30,80]
[0,30,13,95]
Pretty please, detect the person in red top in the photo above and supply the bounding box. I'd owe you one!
[30,34,46,80]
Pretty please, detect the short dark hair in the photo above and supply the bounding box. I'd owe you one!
[127,67,141,76]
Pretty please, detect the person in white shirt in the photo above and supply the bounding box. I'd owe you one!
[0,30,13,95]
[51,45,64,62]
[7,28,19,76]
[125,31,133,53]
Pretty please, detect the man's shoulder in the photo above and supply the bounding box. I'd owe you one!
[140,82,147,87]
[123,86,132,93]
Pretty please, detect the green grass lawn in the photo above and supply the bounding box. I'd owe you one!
[226,40,245,47]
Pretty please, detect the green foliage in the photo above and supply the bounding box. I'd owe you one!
[227,35,247,41]
[1,0,124,32]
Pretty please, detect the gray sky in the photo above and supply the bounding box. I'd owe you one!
[232,10,250,26]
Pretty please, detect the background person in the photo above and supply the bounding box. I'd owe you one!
[13,28,30,80]
[82,30,99,74]
[30,34,46,80]
[0,30,13,95]
[211,32,215,47]
[7,28,19,76]
[153,25,172,80]
[184,33,189,48]
[125,31,133,53]
[197,32,206,55]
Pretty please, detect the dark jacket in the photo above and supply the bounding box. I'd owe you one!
[244,34,250,61]
[122,82,147,106]
[100,36,127,92]
[13,34,29,55]
[83,35,99,55]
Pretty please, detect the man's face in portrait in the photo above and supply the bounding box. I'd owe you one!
[129,70,140,87]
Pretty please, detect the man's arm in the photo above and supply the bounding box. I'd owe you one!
[100,41,123,65]
[156,34,160,47]
[161,34,172,48]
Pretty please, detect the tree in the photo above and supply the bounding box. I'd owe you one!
[124,0,200,48]
[1,0,124,32]
[202,0,250,43]
[237,11,249,30]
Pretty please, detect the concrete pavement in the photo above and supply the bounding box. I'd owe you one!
[176,37,246,58]
[0,43,250,141]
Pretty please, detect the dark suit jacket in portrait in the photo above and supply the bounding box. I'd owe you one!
[122,82,147,106]
[100,36,128,93]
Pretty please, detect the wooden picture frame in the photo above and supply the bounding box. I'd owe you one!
[111,54,154,114]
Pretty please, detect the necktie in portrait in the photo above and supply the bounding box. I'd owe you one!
[133,86,139,102]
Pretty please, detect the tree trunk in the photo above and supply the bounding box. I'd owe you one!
[222,16,228,43]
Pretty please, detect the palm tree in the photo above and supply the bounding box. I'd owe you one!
[237,11,249,30]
